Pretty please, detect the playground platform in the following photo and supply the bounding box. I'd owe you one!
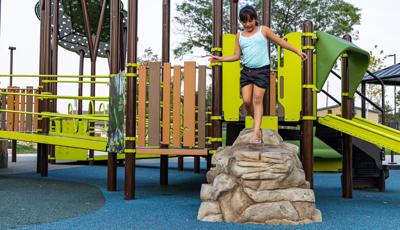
[2,154,400,229]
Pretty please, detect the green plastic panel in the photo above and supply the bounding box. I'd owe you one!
[0,131,107,151]
[277,32,303,121]
[222,34,242,121]
[315,31,370,97]
[51,119,89,161]
[318,114,400,152]
[245,116,278,131]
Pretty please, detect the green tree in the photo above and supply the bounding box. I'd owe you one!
[173,0,361,58]
[364,45,386,110]
[138,47,160,64]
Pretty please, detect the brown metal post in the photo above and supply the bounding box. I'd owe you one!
[300,21,314,188]
[341,34,353,198]
[230,0,238,34]
[108,0,120,192]
[37,0,45,174]
[80,0,107,165]
[9,46,17,163]
[211,0,223,165]
[51,0,59,112]
[8,47,15,86]
[125,0,138,200]
[361,81,366,118]
[49,0,59,164]
[160,0,170,185]
[78,50,84,115]
[38,0,52,177]
[262,0,271,115]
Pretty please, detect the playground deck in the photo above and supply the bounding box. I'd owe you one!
[1,155,400,229]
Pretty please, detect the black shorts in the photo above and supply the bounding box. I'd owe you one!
[240,65,270,89]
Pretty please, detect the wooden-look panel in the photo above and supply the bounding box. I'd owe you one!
[136,147,208,156]
[162,63,171,145]
[13,88,20,131]
[172,65,181,147]
[148,62,161,146]
[1,89,6,130]
[33,89,38,131]
[137,65,147,146]
[270,70,276,116]
[25,87,33,132]
[183,62,196,147]
[20,89,26,131]
[7,87,14,131]
[197,66,207,148]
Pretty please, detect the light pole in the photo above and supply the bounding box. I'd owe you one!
[385,54,397,116]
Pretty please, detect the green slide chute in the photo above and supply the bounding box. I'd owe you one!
[315,31,370,97]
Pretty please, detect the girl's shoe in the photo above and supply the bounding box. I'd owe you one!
[249,137,263,144]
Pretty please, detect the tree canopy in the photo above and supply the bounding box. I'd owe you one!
[174,0,361,58]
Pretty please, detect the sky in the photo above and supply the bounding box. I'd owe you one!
[0,0,399,113]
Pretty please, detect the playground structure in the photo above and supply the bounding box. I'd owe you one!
[0,0,400,202]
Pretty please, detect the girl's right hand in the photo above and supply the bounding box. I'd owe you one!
[209,55,222,63]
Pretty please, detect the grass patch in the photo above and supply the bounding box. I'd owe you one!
[16,142,37,153]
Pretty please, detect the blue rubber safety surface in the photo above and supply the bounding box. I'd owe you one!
[9,160,400,230]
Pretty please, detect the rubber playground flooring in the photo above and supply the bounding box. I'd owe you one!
[2,158,400,230]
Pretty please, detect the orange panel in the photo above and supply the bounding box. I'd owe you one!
[183,62,196,147]
[13,87,20,131]
[162,63,171,145]
[25,87,34,132]
[197,66,207,148]
[33,90,38,131]
[148,62,161,146]
[137,65,147,147]
[172,65,181,147]
[20,89,26,131]
[1,90,6,130]
[136,147,208,156]
[7,87,14,131]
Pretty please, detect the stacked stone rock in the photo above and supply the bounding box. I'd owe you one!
[198,129,322,225]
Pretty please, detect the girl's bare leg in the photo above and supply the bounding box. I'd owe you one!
[241,84,254,117]
[252,85,266,139]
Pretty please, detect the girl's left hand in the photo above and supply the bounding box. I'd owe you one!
[297,51,308,61]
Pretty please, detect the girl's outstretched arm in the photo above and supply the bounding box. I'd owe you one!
[263,26,308,61]
[210,33,241,63]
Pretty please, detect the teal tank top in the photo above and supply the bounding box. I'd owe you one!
[239,26,270,68]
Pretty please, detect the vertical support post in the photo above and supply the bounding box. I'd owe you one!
[300,21,314,188]
[9,47,16,86]
[108,0,120,192]
[211,0,223,169]
[230,0,238,34]
[125,0,138,200]
[51,0,59,113]
[9,46,17,163]
[49,0,59,164]
[361,81,366,118]
[81,0,107,165]
[160,0,170,186]
[262,0,271,115]
[37,0,45,174]
[38,0,52,177]
[341,34,353,198]
[78,50,84,115]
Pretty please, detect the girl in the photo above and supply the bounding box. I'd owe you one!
[210,5,307,144]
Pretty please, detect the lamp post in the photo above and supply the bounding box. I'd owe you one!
[385,54,397,116]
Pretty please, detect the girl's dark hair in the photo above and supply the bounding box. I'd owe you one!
[239,5,258,25]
